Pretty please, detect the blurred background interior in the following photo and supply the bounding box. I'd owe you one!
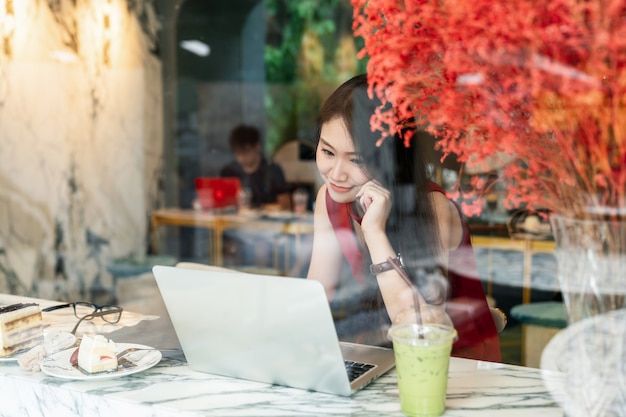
[0,0,562,366]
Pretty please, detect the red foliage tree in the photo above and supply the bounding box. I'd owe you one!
[352,0,626,218]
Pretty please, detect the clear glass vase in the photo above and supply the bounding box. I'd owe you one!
[551,215,626,323]
[544,214,626,417]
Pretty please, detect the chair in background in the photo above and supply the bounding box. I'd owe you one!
[272,140,323,197]
[108,255,177,304]
[175,262,239,273]
[175,261,282,276]
[510,301,566,367]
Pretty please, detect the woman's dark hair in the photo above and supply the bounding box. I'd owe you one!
[316,74,449,304]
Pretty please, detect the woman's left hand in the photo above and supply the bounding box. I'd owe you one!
[356,180,391,235]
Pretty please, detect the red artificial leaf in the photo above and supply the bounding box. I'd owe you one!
[352,0,626,217]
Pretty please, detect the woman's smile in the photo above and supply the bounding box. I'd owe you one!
[316,117,369,203]
[329,183,353,193]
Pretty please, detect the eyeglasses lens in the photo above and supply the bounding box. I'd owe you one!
[100,306,122,323]
[73,302,97,318]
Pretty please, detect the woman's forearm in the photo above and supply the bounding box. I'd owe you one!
[362,229,415,322]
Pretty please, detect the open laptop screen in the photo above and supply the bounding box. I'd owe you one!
[152,265,395,396]
[194,177,240,209]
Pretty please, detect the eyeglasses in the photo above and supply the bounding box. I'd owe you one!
[42,302,123,324]
[69,308,124,335]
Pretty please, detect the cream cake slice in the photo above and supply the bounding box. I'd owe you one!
[0,303,44,357]
[77,334,118,373]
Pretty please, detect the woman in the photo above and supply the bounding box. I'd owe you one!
[307,74,501,362]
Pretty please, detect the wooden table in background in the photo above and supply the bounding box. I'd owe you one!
[152,210,556,294]
[150,208,314,272]
[471,234,555,304]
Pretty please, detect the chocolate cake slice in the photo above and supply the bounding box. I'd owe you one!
[0,303,44,357]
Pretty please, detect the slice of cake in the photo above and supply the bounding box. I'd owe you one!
[0,303,44,357]
[77,334,118,373]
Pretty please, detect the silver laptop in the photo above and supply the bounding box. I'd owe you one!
[152,265,395,396]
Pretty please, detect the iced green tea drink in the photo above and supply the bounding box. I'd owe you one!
[389,323,457,417]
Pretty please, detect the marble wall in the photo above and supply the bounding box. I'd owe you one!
[0,0,163,301]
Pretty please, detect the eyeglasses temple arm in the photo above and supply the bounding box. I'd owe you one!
[41,303,72,312]
[70,313,97,335]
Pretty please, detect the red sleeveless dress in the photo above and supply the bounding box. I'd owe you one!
[325,183,501,362]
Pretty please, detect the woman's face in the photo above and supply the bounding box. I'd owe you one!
[316,117,370,203]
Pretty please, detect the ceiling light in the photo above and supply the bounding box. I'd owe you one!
[180,40,210,57]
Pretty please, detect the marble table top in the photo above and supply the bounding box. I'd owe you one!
[0,339,564,417]
[0,294,565,417]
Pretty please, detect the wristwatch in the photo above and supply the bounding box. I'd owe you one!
[370,254,404,275]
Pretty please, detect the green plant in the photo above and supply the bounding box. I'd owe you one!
[264,0,363,153]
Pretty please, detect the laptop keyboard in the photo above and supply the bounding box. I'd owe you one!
[344,360,375,382]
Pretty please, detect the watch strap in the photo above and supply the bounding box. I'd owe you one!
[370,255,403,275]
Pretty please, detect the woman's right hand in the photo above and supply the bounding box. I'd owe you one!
[356,180,391,236]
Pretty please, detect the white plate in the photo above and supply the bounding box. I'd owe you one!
[0,330,76,362]
[541,309,626,417]
[40,342,162,380]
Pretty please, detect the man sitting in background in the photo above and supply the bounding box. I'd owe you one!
[220,124,292,269]
[220,124,291,209]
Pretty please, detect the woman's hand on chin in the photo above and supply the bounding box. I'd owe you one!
[357,180,391,235]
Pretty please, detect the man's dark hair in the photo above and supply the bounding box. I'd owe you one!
[229,125,261,151]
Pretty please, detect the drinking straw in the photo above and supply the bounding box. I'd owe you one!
[388,256,425,338]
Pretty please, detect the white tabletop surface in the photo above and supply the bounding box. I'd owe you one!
[0,293,565,417]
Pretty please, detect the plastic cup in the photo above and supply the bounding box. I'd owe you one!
[292,189,308,214]
[389,323,457,417]
[237,187,252,211]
